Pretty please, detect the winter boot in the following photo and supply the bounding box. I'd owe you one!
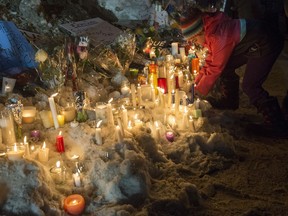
[206,76,239,110]
[248,96,288,138]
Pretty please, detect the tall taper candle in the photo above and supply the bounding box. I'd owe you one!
[48,93,59,129]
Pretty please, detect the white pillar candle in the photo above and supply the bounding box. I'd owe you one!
[178,71,184,88]
[38,141,49,162]
[107,99,114,126]
[188,116,196,132]
[23,136,30,158]
[137,85,142,107]
[48,93,59,129]
[95,120,102,145]
[72,172,82,187]
[115,125,123,143]
[154,121,160,141]
[179,47,186,61]
[117,118,124,137]
[174,89,180,114]
[131,84,137,107]
[121,84,130,96]
[39,110,54,129]
[122,106,128,130]
[171,42,178,56]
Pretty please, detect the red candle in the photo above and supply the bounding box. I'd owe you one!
[157,78,167,93]
[64,194,85,215]
[56,131,65,153]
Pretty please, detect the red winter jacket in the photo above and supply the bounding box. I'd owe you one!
[195,12,241,96]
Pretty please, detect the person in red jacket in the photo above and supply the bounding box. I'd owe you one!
[180,6,287,138]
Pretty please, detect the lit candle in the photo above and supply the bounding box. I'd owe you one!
[121,84,130,96]
[165,131,174,142]
[38,141,49,162]
[181,107,188,130]
[64,194,85,215]
[56,131,65,153]
[137,84,142,107]
[154,121,160,141]
[115,125,123,143]
[72,172,82,187]
[23,136,30,158]
[6,143,25,161]
[30,130,41,141]
[50,160,65,184]
[122,106,128,130]
[107,98,114,126]
[95,120,102,145]
[171,42,178,56]
[134,114,142,127]
[61,105,76,122]
[22,106,37,124]
[127,120,132,131]
[174,89,180,114]
[48,93,59,129]
[178,70,184,88]
[131,84,137,107]
[188,116,196,132]
[57,114,65,127]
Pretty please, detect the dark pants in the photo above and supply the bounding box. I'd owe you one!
[221,19,284,105]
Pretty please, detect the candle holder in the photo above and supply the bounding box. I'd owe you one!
[95,102,107,124]
[6,143,25,161]
[22,106,37,124]
[60,104,76,123]
[64,194,85,215]
[165,131,175,142]
[0,110,16,145]
[30,130,41,141]
[50,161,66,184]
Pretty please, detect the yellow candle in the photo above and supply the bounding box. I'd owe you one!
[61,106,76,122]
[57,115,65,127]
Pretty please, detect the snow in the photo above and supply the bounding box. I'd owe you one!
[0,41,288,216]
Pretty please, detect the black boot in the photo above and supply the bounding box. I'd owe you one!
[249,96,288,138]
[206,76,239,110]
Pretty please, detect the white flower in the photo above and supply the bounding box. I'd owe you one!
[35,49,48,63]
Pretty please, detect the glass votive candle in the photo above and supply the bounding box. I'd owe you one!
[22,106,37,124]
[60,105,76,123]
[6,143,25,161]
[64,194,85,215]
[50,161,66,184]
[95,102,107,123]
[165,131,175,142]
[30,130,41,141]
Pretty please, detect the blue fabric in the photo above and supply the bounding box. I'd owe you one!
[0,21,37,75]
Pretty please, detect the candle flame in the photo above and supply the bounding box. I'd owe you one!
[108,98,113,104]
[96,120,102,128]
[42,142,46,149]
[56,161,61,168]
[189,116,193,120]
[70,199,79,205]
[155,121,159,128]
[24,136,27,144]
[121,105,126,110]
[71,155,79,160]
[59,131,62,136]
[134,114,138,120]
[51,93,58,98]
